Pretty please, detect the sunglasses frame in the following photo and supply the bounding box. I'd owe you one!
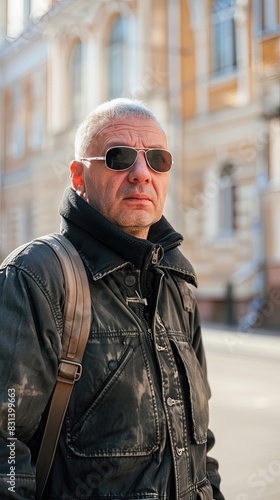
[80,146,173,173]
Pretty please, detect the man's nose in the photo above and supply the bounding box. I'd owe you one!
[127,151,152,182]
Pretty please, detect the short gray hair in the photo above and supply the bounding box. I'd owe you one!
[74,97,166,160]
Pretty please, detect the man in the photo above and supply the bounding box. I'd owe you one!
[0,98,224,499]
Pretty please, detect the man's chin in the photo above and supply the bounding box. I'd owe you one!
[117,218,153,239]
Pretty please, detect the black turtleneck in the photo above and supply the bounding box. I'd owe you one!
[59,188,183,272]
[59,188,184,321]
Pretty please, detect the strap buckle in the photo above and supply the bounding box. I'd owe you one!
[59,359,83,382]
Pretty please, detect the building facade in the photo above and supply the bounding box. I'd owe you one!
[179,0,280,329]
[0,0,279,328]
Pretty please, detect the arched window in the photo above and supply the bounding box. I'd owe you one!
[219,162,236,235]
[71,41,82,121]
[212,0,237,75]
[108,16,126,99]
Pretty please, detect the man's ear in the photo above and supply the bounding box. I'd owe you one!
[70,160,86,197]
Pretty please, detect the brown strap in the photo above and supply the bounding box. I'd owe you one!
[35,234,91,499]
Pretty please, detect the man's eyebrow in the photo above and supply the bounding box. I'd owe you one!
[104,144,167,149]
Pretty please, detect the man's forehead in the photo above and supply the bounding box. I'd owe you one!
[93,116,165,140]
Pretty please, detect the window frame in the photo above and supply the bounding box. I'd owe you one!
[108,16,127,99]
[218,163,237,238]
[70,40,83,121]
[28,70,45,151]
[211,0,237,77]
[255,0,280,35]
[7,84,25,159]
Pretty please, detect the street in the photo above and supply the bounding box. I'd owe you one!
[202,326,280,500]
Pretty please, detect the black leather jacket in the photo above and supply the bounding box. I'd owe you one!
[0,188,224,499]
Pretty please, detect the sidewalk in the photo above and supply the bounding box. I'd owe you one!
[202,323,280,500]
[202,323,280,361]
[202,321,280,337]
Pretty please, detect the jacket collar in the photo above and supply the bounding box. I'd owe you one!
[59,188,197,287]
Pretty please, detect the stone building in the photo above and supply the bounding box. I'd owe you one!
[0,0,279,327]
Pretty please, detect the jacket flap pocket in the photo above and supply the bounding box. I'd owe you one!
[171,339,210,444]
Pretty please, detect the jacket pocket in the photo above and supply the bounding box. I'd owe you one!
[170,339,209,444]
[66,335,160,458]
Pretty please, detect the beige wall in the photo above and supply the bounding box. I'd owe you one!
[0,0,279,326]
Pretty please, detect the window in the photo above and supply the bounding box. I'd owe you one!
[17,202,33,245]
[30,0,50,19]
[6,0,24,39]
[71,41,83,120]
[211,0,237,76]
[28,71,45,150]
[257,0,279,32]
[269,118,280,184]
[6,0,52,38]
[7,84,25,159]
[218,162,236,236]
[108,16,126,99]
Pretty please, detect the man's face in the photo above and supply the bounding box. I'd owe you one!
[71,117,170,239]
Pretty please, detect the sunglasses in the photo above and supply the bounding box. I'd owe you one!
[80,146,173,173]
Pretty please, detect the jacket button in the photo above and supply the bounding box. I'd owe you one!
[176,446,184,456]
[124,275,136,286]
[108,360,118,371]
[167,397,174,407]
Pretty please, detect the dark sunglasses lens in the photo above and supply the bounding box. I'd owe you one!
[106,147,137,170]
[146,149,172,172]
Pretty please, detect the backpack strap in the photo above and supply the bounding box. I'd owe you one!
[34,234,91,499]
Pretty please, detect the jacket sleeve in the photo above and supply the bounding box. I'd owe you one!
[191,301,225,500]
[0,252,63,498]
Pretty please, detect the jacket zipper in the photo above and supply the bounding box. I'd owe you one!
[142,270,164,356]
[151,246,161,265]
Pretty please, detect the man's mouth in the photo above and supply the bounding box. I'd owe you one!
[124,194,152,201]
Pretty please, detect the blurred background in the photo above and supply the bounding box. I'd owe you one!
[1,0,280,328]
[0,1,279,498]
